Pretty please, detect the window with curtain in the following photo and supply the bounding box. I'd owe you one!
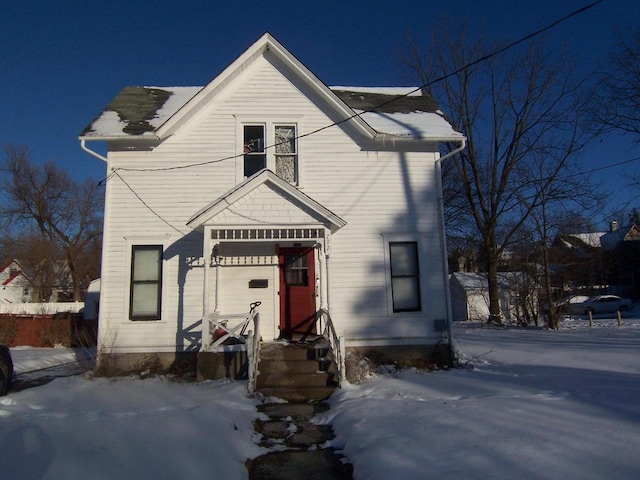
[274,125,297,183]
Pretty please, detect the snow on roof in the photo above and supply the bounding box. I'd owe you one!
[81,84,461,141]
[356,109,463,139]
[330,86,423,96]
[452,272,529,290]
[147,86,202,129]
[560,232,605,249]
[80,86,201,138]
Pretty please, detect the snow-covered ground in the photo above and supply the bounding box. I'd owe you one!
[2,314,639,479]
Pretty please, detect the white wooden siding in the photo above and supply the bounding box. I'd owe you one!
[98,53,447,353]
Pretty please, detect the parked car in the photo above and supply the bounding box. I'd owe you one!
[566,295,633,315]
[0,345,13,396]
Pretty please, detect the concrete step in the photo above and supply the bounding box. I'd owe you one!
[258,358,334,374]
[256,342,338,402]
[258,385,336,403]
[257,370,336,388]
[260,343,330,361]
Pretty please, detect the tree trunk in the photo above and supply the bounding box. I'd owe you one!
[486,251,502,325]
[543,244,559,329]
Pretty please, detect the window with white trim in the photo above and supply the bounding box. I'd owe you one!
[274,125,297,183]
[243,125,266,178]
[241,122,299,184]
[389,241,421,312]
[129,245,163,320]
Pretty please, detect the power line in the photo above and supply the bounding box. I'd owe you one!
[108,0,609,226]
[113,0,605,175]
[558,157,640,180]
[112,171,187,235]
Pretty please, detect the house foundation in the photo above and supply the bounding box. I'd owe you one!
[96,351,197,377]
[196,350,248,381]
[344,344,453,383]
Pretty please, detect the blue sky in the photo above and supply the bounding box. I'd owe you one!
[1,0,639,226]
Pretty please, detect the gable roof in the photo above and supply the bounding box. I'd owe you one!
[0,259,30,286]
[555,224,640,251]
[187,169,346,232]
[80,33,462,142]
[600,224,640,250]
[556,232,605,249]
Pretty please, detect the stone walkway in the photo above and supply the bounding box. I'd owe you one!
[246,402,353,479]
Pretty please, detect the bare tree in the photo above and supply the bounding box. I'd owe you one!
[593,28,640,140]
[592,27,640,200]
[402,25,595,325]
[521,151,606,328]
[0,144,103,300]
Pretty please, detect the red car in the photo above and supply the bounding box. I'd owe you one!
[0,345,13,395]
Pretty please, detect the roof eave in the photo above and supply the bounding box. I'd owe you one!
[373,133,466,143]
[78,134,160,142]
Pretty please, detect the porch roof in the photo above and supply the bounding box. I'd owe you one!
[186,169,346,232]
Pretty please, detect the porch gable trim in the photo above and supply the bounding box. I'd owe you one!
[186,169,346,232]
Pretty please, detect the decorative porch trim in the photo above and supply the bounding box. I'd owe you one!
[210,227,325,241]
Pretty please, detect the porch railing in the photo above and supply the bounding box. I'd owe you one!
[205,303,261,395]
[318,307,346,386]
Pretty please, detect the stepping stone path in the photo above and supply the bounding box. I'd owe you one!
[246,401,353,479]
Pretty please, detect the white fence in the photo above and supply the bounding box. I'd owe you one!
[0,302,84,315]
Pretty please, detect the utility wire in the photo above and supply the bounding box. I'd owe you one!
[112,171,187,235]
[106,0,609,227]
[112,0,605,175]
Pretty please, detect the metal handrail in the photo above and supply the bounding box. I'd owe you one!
[319,307,345,386]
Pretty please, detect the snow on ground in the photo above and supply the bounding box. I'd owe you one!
[318,315,640,480]
[2,315,639,479]
[1,350,264,480]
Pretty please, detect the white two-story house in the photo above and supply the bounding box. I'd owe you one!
[79,33,464,380]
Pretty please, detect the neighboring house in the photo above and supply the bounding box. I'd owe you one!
[552,222,640,298]
[82,278,100,321]
[599,222,640,251]
[79,33,464,377]
[0,260,33,304]
[450,272,538,324]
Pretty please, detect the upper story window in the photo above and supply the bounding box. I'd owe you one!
[243,125,266,178]
[274,125,297,184]
[241,122,299,184]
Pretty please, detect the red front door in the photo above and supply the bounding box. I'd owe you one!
[279,247,316,340]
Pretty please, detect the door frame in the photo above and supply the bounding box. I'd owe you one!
[278,246,317,340]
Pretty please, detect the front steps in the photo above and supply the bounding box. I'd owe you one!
[256,342,338,402]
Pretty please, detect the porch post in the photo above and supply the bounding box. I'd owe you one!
[202,227,212,350]
[317,239,328,310]
[321,229,331,311]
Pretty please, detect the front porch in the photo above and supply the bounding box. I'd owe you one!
[197,303,345,399]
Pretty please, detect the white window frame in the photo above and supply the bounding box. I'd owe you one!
[382,234,425,315]
[235,116,304,186]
